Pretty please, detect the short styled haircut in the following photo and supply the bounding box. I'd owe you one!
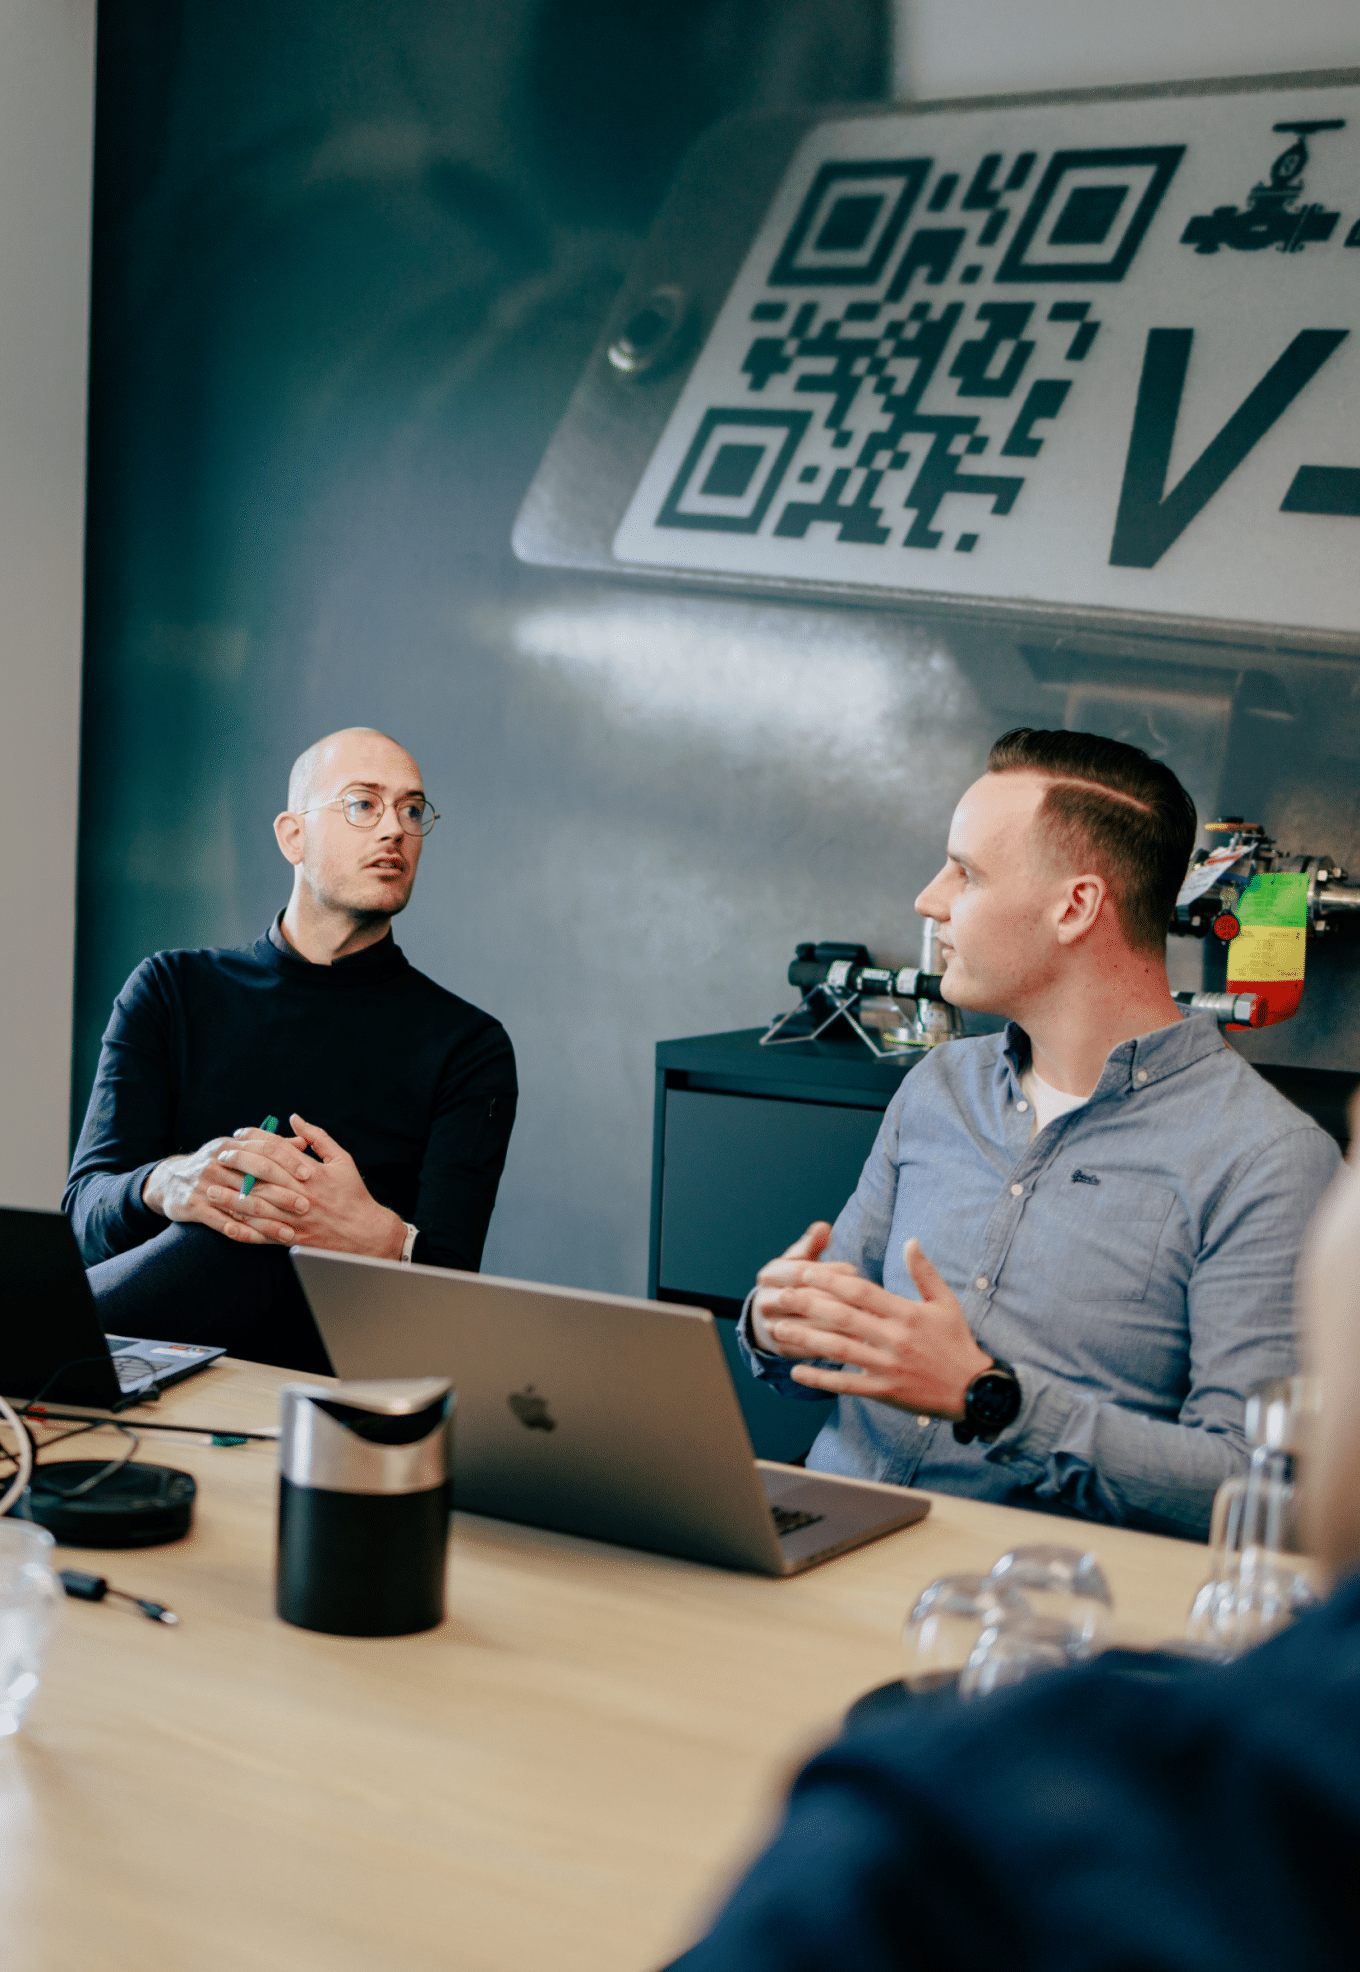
[986,728,1197,952]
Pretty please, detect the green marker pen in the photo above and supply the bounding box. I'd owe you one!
[239,1115,279,1196]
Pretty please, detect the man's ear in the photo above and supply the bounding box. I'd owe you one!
[1053,872,1107,946]
[274,811,305,868]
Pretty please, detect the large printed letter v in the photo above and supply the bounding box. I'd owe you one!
[1109,328,1347,568]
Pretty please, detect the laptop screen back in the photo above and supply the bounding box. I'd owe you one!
[0,1208,121,1406]
[293,1251,789,1572]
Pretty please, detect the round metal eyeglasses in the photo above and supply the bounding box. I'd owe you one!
[298,790,440,837]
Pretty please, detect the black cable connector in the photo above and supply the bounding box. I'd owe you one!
[58,1568,179,1625]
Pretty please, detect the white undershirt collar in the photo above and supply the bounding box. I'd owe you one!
[1018,1062,1090,1139]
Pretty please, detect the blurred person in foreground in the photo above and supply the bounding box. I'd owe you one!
[669,1101,1360,1971]
[742,730,1339,1539]
[65,728,516,1370]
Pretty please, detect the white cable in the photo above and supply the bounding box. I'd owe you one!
[0,1391,34,1518]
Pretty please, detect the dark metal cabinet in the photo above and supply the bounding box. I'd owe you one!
[649,1028,918,1461]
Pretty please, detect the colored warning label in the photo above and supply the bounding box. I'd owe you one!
[1228,871,1307,1024]
[1235,872,1308,931]
[1230,927,1304,984]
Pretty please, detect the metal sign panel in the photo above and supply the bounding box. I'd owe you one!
[598,81,1360,639]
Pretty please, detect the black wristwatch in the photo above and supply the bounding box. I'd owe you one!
[953,1358,1022,1444]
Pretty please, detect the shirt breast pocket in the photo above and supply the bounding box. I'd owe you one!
[1048,1176,1175,1304]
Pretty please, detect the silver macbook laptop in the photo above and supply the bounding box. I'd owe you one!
[291,1250,930,1576]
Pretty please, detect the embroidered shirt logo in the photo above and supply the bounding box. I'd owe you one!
[1071,1169,1101,1185]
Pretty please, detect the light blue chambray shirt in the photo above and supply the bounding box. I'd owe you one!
[738,1015,1340,1540]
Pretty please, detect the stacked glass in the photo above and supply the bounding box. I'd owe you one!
[903,1543,1113,1701]
[1186,1375,1322,1654]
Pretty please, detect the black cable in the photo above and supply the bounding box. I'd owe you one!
[28,1355,117,1405]
[38,1424,140,1500]
[1,1421,111,1485]
[38,1421,106,1450]
[14,1419,105,1464]
[111,1354,157,1385]
[6,1404,264,1524]
[17,1406,275,1442]
[26,1354,161,1408]
[59,1568,178,1625]
[4,1416,141,1510]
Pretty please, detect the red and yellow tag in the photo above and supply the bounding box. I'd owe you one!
[1227,871,1307,1026]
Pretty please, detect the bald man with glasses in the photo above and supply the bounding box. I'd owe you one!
[65,728,517,1370]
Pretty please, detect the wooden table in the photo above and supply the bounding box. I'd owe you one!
[2,1360,1210,1971]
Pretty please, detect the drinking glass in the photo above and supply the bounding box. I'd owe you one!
[0,1521,62,1735]
[902,1573,1029,1692]
[1186,1464,1318,1653]
[958,1618,1072,1700]
[987,1543,1113,1658]
[1243,1375,1320,1473]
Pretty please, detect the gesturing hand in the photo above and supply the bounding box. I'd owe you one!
[750,1221,859,1353]
[756,1237,994,1420]
[216,1113,405,1259]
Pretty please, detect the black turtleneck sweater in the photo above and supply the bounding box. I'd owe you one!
[65,921,517,1272]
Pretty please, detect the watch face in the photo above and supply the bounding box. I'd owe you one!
[970,1371,1020,1426]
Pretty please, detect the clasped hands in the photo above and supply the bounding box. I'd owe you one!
[141,1114,405,1259]
[751,1222,993,1420]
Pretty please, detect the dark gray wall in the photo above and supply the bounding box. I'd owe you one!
[76,1,1360,1301]
[77,0,897,1293]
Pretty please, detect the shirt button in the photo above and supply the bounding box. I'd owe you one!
[1010,1182,1023,1196]
[916,1414,931,1428]
[975,1275,989,1291]
[1016,1099,1029,1113]
[1134,1068,1149,1084]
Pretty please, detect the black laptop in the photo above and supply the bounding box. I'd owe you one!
[0,1207,225,1408]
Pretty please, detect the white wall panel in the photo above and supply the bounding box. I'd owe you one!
[0,0,95,1207]
[895,1,1360,101]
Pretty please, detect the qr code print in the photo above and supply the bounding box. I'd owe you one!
[656,144,1183,554]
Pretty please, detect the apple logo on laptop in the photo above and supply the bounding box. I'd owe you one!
[507,1384,556,1432]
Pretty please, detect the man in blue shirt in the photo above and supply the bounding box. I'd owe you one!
[741,729,1338,1538]
[669,1107,1360,1972]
